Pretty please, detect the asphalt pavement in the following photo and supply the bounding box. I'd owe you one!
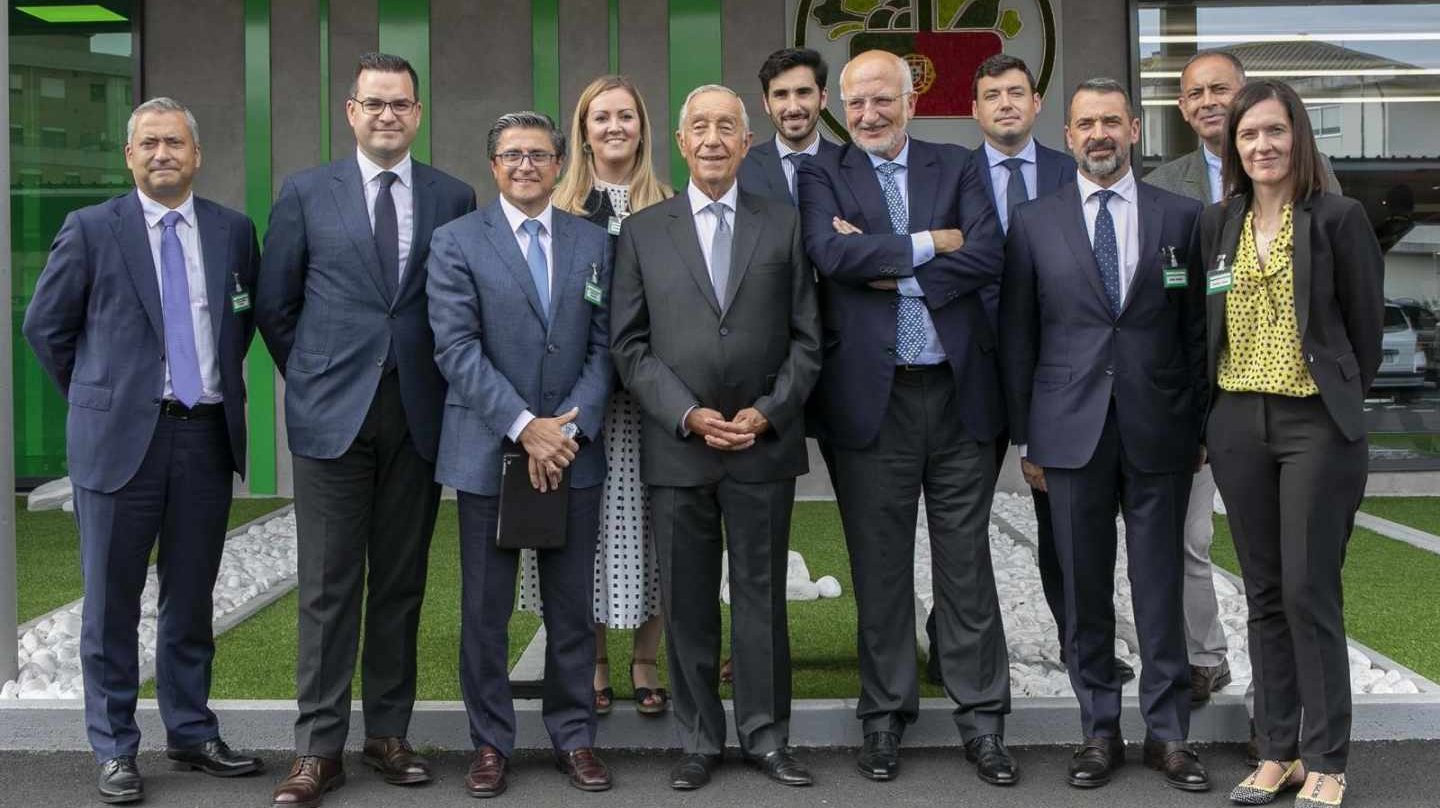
[0,742,1433,808]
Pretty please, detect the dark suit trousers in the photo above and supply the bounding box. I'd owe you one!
[832,366,1009,741]
[1208,392,1362,772]
[72,412,233,763]
[292,371,440,756]
[456,486,601,757]
[651,478,795,757]
[1046,405,1191,741]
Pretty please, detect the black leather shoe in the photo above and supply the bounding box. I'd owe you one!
[1190,661,1233,706]
[167,737,263,777]
[1143,738,1210,792]
[745,748,812,786]
[98,756,143,804]
[856,731,900,781]
[1068,737,1125,788]
[669,753,720,790]
[1115,657,1137,684]
[964,734,1018,786]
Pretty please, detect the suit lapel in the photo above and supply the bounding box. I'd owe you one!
[1184,149,1211,205]
[480,201,549,326]
[329,159,391,304]
[976,146,998,213]
[548,213,578,327]
[1120,183,1164,317]
[840,146,893,236]
[194,198,232,345]
[1059,183,1112,316]
[400,165,438,301]
[906,140,938,230]
[1292,199,1313,342]
[761,142,790,200]
[666,199,722,318]
[724,192,764,315]
[1036,145,1065,195]
[1208,198,1248,362]
[111,193,165,345]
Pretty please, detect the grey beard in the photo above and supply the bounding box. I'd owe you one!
[1078,150,1124,179]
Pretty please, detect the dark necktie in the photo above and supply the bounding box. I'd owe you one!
[1092,189,1121,315]
[373,170,400,302]
[160,211,203,406]
[784,152,808,202]
[1000,157,1028,231]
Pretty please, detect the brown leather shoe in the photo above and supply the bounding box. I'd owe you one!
[465,746,507,798]
[1190,661,1233,706]
[271,756,345,808]
[557,747,612,791]
[362,737,431,785]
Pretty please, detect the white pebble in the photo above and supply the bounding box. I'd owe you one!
[816,576,842,598]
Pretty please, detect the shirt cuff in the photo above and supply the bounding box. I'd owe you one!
[910,231,935,267]
[1017,444,1029,459]
[507,410,536,443]
[679,404,698,437]
[897,277,924,297]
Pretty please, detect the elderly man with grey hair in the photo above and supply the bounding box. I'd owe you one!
[24,95,263,803]
[610,83,821,790]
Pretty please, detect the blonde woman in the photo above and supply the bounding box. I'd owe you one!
[517,75,673,717]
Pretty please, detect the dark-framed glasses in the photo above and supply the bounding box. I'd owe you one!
[352,97,417,116]
[496,151,558,167]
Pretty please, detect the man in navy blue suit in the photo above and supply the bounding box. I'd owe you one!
[24,97,262,804]
[738,47,841,204]
[258,52,476,808]
[1000,78,1210,792]
[797,50,1014,787]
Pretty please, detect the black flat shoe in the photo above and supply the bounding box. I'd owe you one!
[98,756,143,804]
[1116,657,1137,684]
[745,748,812,786]
[168,737,263,778]
[669,753,720,790]
[1143,737,1210,792]
[856,731,900,781]
[965,734,1018,786]
[1068,737,1125,788]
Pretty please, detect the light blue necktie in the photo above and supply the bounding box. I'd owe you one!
[876,162,926,362]
[159,210,203,406]
[521,218,550,323]
[1092,189,1122,316]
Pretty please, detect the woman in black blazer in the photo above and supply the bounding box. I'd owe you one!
[1198,81,1383,808]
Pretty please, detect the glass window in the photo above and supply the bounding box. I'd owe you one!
[1138,1,1440,471]
[9,1,137,482]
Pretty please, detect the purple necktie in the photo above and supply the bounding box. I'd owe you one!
[160,210,203,406]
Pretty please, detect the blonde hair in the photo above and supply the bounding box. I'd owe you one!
[554,75,672,217]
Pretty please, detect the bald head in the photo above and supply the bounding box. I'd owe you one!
[840,50,914,97]
[840,50,917,160]
[1178,51,1245,152]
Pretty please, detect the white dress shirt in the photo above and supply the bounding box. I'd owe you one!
[1076,167,1140,307]
[775,133,822,199]
[1202,145,1224,204]
[356,147,414,281]
[499,196,558,442]
[687,179,738,287]
[866,138,944,364]
[984,138,1038,234]
[138,189,222,404]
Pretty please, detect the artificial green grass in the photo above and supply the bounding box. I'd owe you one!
[194,501,540,700]
[13,496,291,623]
[1211,515,1440,682]
[1358,497,1440,537]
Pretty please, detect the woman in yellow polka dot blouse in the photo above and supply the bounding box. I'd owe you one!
[1197,80,1384,808]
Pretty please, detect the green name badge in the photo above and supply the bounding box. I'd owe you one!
[231,291,252,312]
[1162,246,1187,288]
[584,262,604,306]
[1206,254,1232,295]
[607,216,623,236]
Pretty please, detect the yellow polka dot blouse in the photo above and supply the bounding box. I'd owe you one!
[1218,203,1319,397]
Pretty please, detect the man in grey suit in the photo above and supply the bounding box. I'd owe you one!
[1144,49,1340,711]
[610,84,821,791]
[427,111,614,798]
[24,97,262,804]
[257,53,476,808]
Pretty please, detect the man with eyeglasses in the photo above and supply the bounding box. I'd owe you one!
[427,110,615,798]
[796,50,1013,786]
[258,51,476,808]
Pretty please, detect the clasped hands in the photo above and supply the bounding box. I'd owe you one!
[686,406,769,452]
[830,216,965,291]
[519,407,579,492]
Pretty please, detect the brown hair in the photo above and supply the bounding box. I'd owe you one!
[553,75,672,217]
[1221,80,1325,202]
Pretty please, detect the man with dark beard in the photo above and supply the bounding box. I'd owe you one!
[738,47,840,203]
[999,79,1210,793]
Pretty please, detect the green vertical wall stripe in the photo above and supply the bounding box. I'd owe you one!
[608,0,620,74]
[244,0,277,495]
[319,0,330,163]
[378,0,431,162]
[667,0,723,186]
[532,0,561,121]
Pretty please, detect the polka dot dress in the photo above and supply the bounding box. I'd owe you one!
[516,389,662,628]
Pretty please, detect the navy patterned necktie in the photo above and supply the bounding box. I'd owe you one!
[1092,189,1121,315]
[876,162,926,362]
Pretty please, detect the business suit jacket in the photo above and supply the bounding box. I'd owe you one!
[738,136,842,203]
[427,200,614,495]
[1146,147,1342,204]
[610,189,822,486]
[1001,179,1207,473]
[24,191,259,493]
[975,140,1077,324]
[798,138,1005,450]
[1199,193,1384,441]
[256,156,476,461]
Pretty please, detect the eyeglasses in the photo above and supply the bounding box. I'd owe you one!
[495,151,558,167]
[841,92,912,113]
[351,97,417,116]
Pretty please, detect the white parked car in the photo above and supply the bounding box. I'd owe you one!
[1373,303,1428,390]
